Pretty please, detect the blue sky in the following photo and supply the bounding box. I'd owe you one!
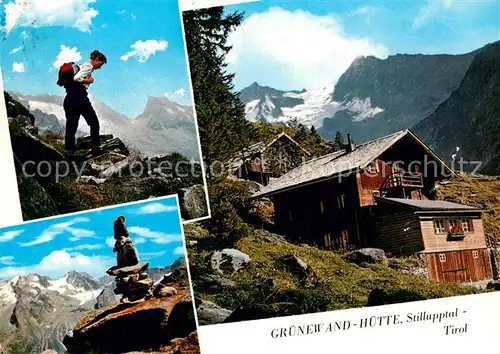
[223,0,500,91]
[0,0,193,117]
[0,196,187,280]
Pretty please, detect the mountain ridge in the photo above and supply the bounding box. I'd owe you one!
[7,91,200,160]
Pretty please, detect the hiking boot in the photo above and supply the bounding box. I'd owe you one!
[91,146,103,157]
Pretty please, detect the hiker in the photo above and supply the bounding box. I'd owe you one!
[60,50,107,156]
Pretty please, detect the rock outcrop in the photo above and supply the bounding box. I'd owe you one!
[345,248,389,266]
[5,92,207,222]
[63,290,198,354]
[278,254,318,288]
[210,249,251,274]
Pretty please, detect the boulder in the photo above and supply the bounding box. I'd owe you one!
[77,134,115,149]
[13,156,59,220]
[78,175,107,185]
[63,290,195,353]
[195,299,232,325]
[178,184,208,220]
[210,249,251,274]
[106,262,149,277]
[163,295,197,341]
[345,248,389,266]
[278,254,317,288]
[196,274,236,292]
[486,280,500,290]
[154,284,178,298]
[166,331,200,354]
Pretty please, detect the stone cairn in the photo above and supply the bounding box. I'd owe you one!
[106,216,154,303]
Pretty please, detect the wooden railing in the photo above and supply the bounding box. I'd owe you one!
[389,171,424,188]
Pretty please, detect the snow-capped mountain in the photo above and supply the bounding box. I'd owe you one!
[8,92,200,160]
[239,48,478,143]
[0,272,102,354]
[239,82,383,129]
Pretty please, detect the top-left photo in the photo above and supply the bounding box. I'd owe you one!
[0,0,210,224]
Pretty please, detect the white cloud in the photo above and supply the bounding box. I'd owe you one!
[120,39,168,63]
[9,46,22,54]
[174,88,186,96]
[130,13,136,20]
[0,250,114,279]
[3,0,98,33]
[226,7,388,90]
[12,62,25,72]
[134,237,147,244]
[351,6,377,23]
[118,9,126,15]
[106,237,115,248]
[128,226,182,244]
[21,30,28,39]
[140,251,166,260]
[136,202,177,215]
[20,217,91,247]
[0,256,15,265]
[0,230,24,243]
[101,24,108,29]
[413,0,454,29]
[173,246,185,256]
[63,244,103,251]
[53,45,82,69]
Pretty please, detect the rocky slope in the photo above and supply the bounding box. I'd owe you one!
[4,91,208,221]
[8,92,200,160]
[413,41,500,175]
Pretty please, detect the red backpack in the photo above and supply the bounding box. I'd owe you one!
[56,62,80,87]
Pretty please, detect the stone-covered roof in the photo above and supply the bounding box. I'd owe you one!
[253,129,412,197]
[376,197,480,211]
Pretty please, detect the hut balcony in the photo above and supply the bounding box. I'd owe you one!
[382,171,424,189]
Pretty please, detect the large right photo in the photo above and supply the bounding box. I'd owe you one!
[181,0,500,325]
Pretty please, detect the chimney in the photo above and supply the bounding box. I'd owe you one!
[346,133,355,153]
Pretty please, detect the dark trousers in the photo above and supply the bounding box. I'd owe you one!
[63,92,100,151]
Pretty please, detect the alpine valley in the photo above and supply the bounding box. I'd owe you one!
[239,40,500,174]
[0,258,185,354]
[7,92,200,161]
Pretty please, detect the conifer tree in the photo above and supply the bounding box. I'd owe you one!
[183,7,255,174]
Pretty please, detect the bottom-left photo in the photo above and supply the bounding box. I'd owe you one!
[0,195,199,354]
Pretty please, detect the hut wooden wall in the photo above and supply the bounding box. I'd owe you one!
[272,175,361,249]
[369,204,424,256]
[425,249,493,283]
[420,217,487,252]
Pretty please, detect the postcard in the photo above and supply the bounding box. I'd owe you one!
[0,0,210,226]
[180,0,500,352]
[0,194,200,354]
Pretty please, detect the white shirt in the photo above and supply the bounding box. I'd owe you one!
[73,62,94,89]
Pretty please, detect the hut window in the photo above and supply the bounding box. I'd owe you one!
[439,253,446,262]
[434,219,446,234]
[461,219,473,233]
[337,194,345,209]
[324,234,332,248]
[448,219,460,229]
[367,160,379,174]
[472,250,479,259]
[320,200,324,214]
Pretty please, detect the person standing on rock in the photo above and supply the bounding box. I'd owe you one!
[61,50,107,157]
